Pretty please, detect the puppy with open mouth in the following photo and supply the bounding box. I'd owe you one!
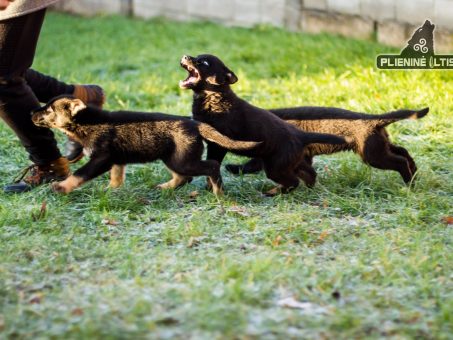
[179,54,348,195]
[31,95,260,195]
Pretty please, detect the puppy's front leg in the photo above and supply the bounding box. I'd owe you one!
[52,155,113,194]
[52,175,85,194]
[110,165,126,188]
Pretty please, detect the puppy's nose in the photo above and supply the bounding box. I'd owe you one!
[181,55,192,63]
[31,114,41,123]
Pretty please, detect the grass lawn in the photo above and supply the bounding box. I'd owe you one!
[1,13,452,339]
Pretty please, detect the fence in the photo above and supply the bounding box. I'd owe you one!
[52,0,453,52]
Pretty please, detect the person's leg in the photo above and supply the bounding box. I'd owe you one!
[0,9,69,192]
[25,69,105,108]
[25,69,75,103]
[0,9,61,164]
[0,78,61,164]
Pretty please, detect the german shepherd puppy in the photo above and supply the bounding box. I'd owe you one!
[179,54,348,195]
[226,106,429,184]
[31,95,260,195]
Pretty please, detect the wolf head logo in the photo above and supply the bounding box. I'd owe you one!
[400,20,435,58]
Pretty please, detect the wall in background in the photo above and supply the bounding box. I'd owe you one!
[52,0,453,52]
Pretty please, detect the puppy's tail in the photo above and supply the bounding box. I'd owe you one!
[198,123,261,150]
[374,107,429,127]
[298,131,350,146]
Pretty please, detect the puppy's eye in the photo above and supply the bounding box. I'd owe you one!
[197,60,209,67]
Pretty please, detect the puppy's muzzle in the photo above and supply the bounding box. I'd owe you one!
[180,55,194,67]
[31,112,46,126]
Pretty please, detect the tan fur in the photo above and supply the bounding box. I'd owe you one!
[286,119,368,156]
[110,165,126,188]
[265,186,282,196]
[198,123,260,150]
[52,175,84,194]
[172,122,197,162]
[197,91,232,113]
[206,76,220,86]
[157,170,189,189]
[209,178,224,196]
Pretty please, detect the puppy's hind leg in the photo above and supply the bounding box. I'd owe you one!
[157,170,190,190]
[110,165,126,188]
[167,159,223,196]
[205,160,223,196]
[363,135,413,184]
[389,144,417,178]
[205,142,228,190]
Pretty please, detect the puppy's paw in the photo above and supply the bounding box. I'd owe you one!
[51,175,83,194]
[205,177,213,191]
[51,181,70,194]
[156,182,172,190]
[109,180,123,189]
[264,186,281,197]
[110,165,125,188]
[299,173,316,188]
[212,186,224,196]
[304,180,316,189]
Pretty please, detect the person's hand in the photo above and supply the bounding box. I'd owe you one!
[0,0,14,10]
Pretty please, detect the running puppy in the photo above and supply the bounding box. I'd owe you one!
[31,95,260,195]
[179,54,348,195]
[226,106,429,184]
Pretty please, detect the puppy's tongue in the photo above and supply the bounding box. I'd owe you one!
[180,76,196,86]
[180,68,199,88]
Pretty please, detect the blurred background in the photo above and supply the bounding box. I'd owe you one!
[52,0,453,52]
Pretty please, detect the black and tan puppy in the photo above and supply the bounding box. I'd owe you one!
[179,54,348,195]
[226,106,429,184]
[31,95,260,195]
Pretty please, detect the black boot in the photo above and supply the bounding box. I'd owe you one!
[4,157,70,193]
[65,138,84,163]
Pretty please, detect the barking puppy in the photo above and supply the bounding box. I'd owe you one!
[31,95,260,195]
[226,106,429,184]
[179,54,348,195]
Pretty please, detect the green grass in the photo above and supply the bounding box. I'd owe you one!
[1,13,452,339]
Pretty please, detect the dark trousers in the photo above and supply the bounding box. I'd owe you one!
[0,9,74,165]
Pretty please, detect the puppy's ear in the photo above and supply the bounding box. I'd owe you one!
[69,99,87,116]
[46,105,55,113]
[225,70,238,84]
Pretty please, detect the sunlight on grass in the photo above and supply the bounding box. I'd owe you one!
[0,13,452,338]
